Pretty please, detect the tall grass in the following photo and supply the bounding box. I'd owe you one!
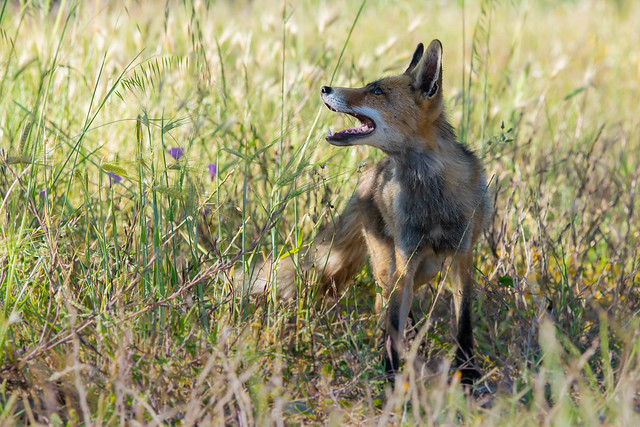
[1,0,639,424]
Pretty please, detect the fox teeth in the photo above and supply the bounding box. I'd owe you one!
[327,126,334,137]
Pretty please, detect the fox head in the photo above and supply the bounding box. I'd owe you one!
[321,39,445,154]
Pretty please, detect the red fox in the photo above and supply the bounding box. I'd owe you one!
[244,40,490,383]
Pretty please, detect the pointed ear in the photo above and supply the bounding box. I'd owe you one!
[404,43,424,74]
[417,39,443,99]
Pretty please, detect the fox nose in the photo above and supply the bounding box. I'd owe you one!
[321,86,332,95]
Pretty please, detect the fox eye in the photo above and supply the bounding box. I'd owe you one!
[371,87,383,95]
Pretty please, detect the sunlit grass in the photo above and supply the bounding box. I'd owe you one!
[1,0,639,424]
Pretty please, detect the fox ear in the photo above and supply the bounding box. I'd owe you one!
[417,39,443,99]
[404,43,424,74]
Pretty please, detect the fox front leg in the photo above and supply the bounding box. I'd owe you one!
[451,252,481,384]
[383,250,418,376]
[360,216,395,315]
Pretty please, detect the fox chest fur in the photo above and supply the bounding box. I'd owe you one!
[357,154,474,256]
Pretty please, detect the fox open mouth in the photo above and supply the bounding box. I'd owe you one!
[324,103,376,144]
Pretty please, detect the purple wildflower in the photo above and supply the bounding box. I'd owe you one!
[167,147,184,160]
[39,189,46,198]
[208,163,217,180]
[203,206,212,215]
[107,172,122,185]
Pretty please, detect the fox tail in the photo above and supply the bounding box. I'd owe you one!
[236,196,367,300]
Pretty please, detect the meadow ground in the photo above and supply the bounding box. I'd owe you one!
[1,0,639,424]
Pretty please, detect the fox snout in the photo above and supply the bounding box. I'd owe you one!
[320,86,338,112]
[321,85,379,146]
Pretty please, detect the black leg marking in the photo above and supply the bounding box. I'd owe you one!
[455,299,480,384]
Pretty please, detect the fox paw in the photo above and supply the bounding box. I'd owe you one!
[457,366,482,385]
